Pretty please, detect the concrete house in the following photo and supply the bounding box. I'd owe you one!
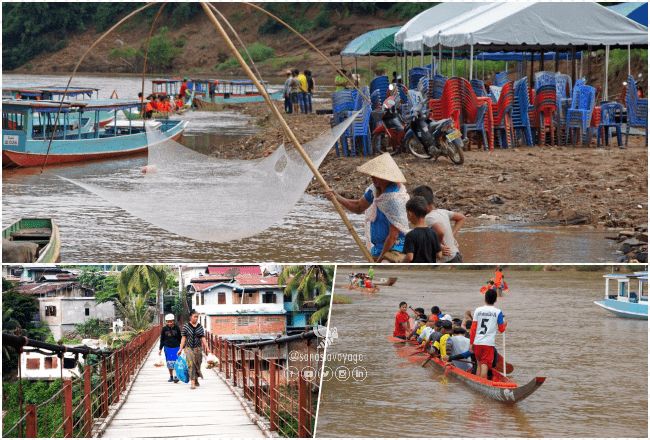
[186,267,286,342]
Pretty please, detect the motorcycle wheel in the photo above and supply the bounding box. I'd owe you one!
[406,135,433,159]
[371,132,394,154]
[444,137,465,165]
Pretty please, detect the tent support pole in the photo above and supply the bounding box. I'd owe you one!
[451,47,455,76]
[587,45,591,80]
[469,45,474,80]
[368,54,371,75]
[530,52,534,83]
[571,47,576,84]
[355,56,358,77]
[579,50,583,78]
[628,44,631,76]
[540,49,545,72]
[420,47,424,67]
[604,44,609,101]
[430,46,434,76]
[438,44,442,75]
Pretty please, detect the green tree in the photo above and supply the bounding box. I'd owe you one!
[74,318,111,338]
[147,27,182,71]
[278,265,334,307]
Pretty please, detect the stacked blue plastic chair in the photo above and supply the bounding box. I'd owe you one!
[417,77,431,99]
[461,104,489,151]
[534,71,556,90]
[408,67,431,90]
[555,73,572,144]
[565,84,596,146]
[349,104,373,156]
[512,77,534,146]
[432,74,447,100]
[370,76,389,103]
[495,71,510,87]
[597,102,623,147]
[332,90,355,155]
[625,74,648,147]
[470,79,487,97]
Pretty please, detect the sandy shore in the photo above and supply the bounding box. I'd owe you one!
[210,102,647,232]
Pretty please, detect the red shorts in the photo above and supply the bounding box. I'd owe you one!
[473,344,494,366]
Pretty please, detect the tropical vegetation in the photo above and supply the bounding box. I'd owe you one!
[278,265,337,325]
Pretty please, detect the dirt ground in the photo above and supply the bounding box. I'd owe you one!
[212,102,647,231]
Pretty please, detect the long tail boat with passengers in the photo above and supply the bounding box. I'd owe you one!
[389,336,545,403]
[2,99,187,167]
[194,79,283,104]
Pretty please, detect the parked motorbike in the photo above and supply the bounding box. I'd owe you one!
[370,87,407,155]
[404,98,465,165]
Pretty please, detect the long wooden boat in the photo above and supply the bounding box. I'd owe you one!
[375,277,397,286]
[347,284,380,294]
[388,336,545,403]
[194,79,283,104]
[594,272,648,319]
[2,218,60,263]
[2,99,187,168]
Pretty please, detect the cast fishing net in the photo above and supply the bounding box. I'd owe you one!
[63,112,359,242]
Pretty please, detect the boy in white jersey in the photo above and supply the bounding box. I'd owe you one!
[469,289,507,379]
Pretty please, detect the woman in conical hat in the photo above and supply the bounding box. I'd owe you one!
[325,153,409,262]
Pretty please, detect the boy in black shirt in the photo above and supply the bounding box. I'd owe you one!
[403,196,444,263]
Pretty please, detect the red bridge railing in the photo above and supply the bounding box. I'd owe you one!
[205,331,321,438]
[2,325,161,438]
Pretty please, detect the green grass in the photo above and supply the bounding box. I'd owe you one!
[216,42,275,71]
[262,53,308,70]
[609,48,648,72]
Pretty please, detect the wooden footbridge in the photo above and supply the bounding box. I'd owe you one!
[2,328,320,438]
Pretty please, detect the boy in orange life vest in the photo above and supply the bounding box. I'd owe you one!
[159,96,172,114]
[393,301,411,339]
[494,266,505,296]
[470,289,507,379]
[143,97,154,119]
[175,94,184,110]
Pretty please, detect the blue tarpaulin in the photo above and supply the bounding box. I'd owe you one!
[475,51,582,61]
[607,2,648,27]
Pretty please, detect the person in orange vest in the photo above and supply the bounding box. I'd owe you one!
[143,96,154,119]
[494,266,505,296]
[175,94,184,111]
[159,96,172,114]
[480,280,496,294]
[179,77,189,102]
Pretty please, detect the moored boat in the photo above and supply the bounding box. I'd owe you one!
[375,276,398,286]
[388,336,545,403]
[2,218,60,263]
[195,79,283,104]
[594,272,648,319]
[2,99,187,167]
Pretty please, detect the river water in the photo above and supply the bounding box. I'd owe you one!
[317,267,648,437]
[2,74,617,262]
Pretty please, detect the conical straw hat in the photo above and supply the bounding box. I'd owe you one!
[356,153,407,183]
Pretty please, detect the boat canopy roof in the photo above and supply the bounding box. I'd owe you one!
[603,273,648,280]
[2,98,143,112]
[152,78,183,84]
[3,86,98,97]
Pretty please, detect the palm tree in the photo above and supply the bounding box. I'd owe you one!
[278,265,338,325]
[118,265,171,325]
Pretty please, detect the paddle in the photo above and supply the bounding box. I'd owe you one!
[502,332,507,378]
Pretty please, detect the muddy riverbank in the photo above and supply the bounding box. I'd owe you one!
[212,103,648,232]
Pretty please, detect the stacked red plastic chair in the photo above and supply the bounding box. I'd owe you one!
[491,81,515,148]
[428,77,462,129]
[534,85,557,145]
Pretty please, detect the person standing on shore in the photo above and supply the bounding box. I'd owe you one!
[305,70,314,113]
[283,70,293,114]
[290,69,301,114]
[325,153,409,262]
[159,314,181,383]
[335,69,350,91]
[297,70,308,114]
[178,310,210,390]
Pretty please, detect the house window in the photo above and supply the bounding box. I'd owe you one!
[200,292,205,305]
[218,292,226,304]
[44,357,57,369]
[45,306,56,317]
[237,316,255,326]
[85,308,90,316]
[263,292,276,304]
[26,358,40,370]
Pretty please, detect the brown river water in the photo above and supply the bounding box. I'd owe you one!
[2,74,617,262]
[317,267,648,437]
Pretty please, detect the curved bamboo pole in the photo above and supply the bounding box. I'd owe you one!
[140,4,167,112]
[200,3,373,262]
[40,3,155,172]
[241,2,369,102]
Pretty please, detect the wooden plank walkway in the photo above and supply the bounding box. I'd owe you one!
[101,341,266,438]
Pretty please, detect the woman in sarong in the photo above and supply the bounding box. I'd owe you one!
[159,314,182,383]
[178,310,210,389]
[326,153,409,262]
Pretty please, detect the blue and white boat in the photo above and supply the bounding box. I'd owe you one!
[594,272,648,319]
[2,99,187,168]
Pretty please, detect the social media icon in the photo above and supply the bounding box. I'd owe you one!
[335,366,349,381]
[351,366,367,382]
[287,366,299,378]
[321,366,333,381]
[302,366,316,380]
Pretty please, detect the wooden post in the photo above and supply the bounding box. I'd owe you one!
[269,361,278,431]
[571,47,577,85]
[224,340,230,379]
[84,363,92,437]
[114,350,120,403]
[25,404,37,438]
[540,49,545,72]
[240,347,248,399]
[254,352,261,414]
[218,338,223,372]
[554,51,560,73]
[101,357,109,417]
[63,379,73,438]
[298,373,309,438]
[231,343,237,387]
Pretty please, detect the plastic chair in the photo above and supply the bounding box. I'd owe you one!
[534,84,557,145]
[370,75,389,102]
[492,81,515,148]
[625,74,648,147]
[462,104,489,150]
[349,105,373,156]
[495,71,510,87]
[431,74,447,99]
[470,79,487,97]
[565,84,596,146]
[512,77,534,146]
[597,101,623,147]
[555,73,572,143]
[408,67,431,90]
[332,90,354,155]
[534,71,556,90]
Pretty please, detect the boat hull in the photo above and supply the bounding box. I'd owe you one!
[594,299,648,319]
[211,90,284,104]
[375,277,398,286]
[3,120,186,168]
[388,336,545,403]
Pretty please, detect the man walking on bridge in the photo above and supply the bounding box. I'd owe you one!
[159,314,182,383]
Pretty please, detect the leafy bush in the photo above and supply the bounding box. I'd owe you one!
[217,43,275,71]
[147,26,182,71]
[74,318,111,339]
